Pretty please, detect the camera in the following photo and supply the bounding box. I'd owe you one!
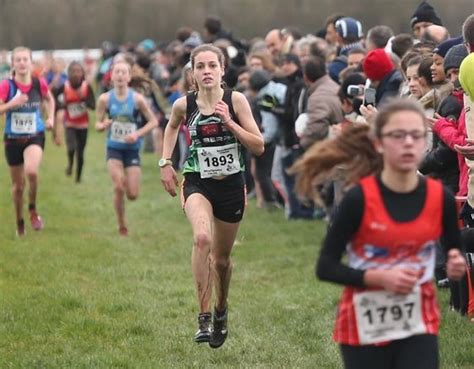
[347,85,364,97]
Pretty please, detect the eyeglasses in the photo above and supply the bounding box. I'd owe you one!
[381,129,427,141]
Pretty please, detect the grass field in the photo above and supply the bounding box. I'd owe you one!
[1,127,474,368]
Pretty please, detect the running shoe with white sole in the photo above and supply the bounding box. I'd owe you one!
[194,312,211,343]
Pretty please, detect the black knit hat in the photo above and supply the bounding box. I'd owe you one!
[410,1,443,29]
[249,70,271,91]
[444,44,469,73]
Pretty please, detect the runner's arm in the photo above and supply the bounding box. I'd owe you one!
[0,98,23,114]
[160,96,186,197]
[0,83,29,114]
[85,85,96,110]
[161,96,185,160]
[134,93,158,137]
[95,93,111,131]
[43,89,56,129]
[53,84,66,111]
[224,91,264,156]
[316,185,365,287]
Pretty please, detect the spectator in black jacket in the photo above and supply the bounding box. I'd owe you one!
[363,49,403,106]
[279,53,315,219]
[419,101,461,194]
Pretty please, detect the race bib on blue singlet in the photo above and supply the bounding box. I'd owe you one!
[110,121,136,143]
[11,112,36,134]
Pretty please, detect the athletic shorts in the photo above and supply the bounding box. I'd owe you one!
[340,334,438,369]
[182,172,246,223]
[106,147,140,167]
[4,133,45,166]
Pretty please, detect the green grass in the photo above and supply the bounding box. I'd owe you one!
[0,128,473,368]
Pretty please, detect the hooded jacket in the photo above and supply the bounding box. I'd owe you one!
[375,69,404,106]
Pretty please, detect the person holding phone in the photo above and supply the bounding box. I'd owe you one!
[363,49,403,107]
[160,44,263,348]
[363,83,377,107]
[337,72,367,128]
[291,98,465,369]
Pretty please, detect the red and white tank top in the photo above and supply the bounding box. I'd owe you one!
[64,81,89,128]
[334,175,443,346]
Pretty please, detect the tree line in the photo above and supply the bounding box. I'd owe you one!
[0,0,469,50]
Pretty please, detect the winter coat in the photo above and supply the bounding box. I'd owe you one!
[300,75,343,149]
[375,69,403,106]
[420,91,463,194]
[279,69,305,148]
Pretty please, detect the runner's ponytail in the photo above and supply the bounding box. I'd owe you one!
[291,98,426,201]
[290,124,382,200]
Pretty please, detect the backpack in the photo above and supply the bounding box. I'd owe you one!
[257,92,286,123]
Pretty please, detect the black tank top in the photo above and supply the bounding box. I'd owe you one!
[182,89,244,175]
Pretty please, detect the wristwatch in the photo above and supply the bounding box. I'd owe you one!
[158,158,173,168]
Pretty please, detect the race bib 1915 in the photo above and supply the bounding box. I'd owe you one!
[353,287,427,344]
[11,112,36,134]
[197,143,240,178]
[110,121,136,143]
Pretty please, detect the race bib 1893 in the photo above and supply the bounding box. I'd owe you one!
[110,121,136,143]
[197,143,240,178]
[11,112,37,134]
[353,287,427,344]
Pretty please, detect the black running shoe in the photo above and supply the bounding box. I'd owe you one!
[194,312,211,343]
[209,307,228,349]
[16,219,25,237]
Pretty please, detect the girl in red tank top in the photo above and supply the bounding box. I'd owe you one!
[291,99,466,369]
[54,61,95,182]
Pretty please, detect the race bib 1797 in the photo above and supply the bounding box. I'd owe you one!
[353,287,427,344]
